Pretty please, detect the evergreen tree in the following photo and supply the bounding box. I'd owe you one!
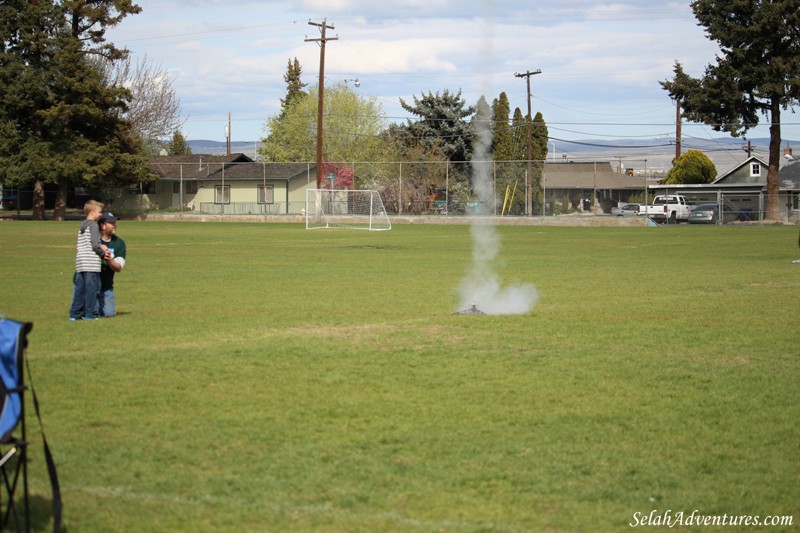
[531,111,548,162]
[262,58,312,161]
[491,93,523,214]
[64,0,142,61]
[0,0,147,220]
[399,89,475,164]
[660,0,800,220]
[662,149,716,184]
[491,92,513,163]
[0,0,62,218]
[510,108,527,160]
[471,95,492,144]
[168,130,192,155]
[280,57,307,116]
[530,111,549,214]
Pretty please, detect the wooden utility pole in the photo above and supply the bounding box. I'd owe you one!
[226,111,231,155]
[515,69,541,215]
[306,20,338,189]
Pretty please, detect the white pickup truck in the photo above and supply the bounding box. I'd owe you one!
[639,195,693,223]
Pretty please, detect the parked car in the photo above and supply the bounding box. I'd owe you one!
[688,203,740,224]
[610,203,640,217]
[1,194,16,210]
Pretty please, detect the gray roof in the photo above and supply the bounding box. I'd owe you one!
[779,160,800,189]
[151,154,314,182]
[543,162,645,190]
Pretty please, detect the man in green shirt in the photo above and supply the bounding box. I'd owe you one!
[97,213,127,317]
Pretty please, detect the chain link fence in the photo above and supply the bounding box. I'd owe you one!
[3,160,799,223]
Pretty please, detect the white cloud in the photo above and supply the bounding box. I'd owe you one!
[103,0,798,143]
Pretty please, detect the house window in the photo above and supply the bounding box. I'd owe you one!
[172,181,199,194]
[126,183,153,195]
[215,185,230,204]
[750,163,761,177]
[258,184,274,204]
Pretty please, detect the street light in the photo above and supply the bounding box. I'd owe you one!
[343,78,360,88]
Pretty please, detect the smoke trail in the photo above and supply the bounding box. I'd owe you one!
[456,97,539,315]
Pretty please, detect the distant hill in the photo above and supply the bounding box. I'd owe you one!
[188,140,262,158]
[554,137,782,156]
[187,137,797,171]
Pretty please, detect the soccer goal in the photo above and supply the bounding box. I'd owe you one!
[305,189,392,231]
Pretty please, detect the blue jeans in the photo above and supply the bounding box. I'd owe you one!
[69,272,100,319]
[97,289,116,317]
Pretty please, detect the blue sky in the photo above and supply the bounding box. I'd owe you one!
[106,0,799,157]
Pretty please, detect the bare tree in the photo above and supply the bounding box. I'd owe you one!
[99,53,184,151]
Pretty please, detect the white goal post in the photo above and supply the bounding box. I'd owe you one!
[305,189,392,231]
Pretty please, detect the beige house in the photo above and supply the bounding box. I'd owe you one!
[541,161,649,213]
[149,154,316,214]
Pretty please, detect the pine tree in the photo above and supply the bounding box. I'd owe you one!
[510,108,527,160]
[491,92,513,163]
[530,111,549,213]
[492,93,523,214]
[261,58,312,161]
[399,89,475,164]
[661,0,800,221]
[0,0,63,218]
[531,111,549,162]
[168,130,192,155]
[0,0,147,220]
[280,57,307,115]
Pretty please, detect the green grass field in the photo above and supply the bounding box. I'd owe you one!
[1,220,798,532]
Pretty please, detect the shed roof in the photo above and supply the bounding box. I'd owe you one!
[543,162,645,190]
[151,155,314,182]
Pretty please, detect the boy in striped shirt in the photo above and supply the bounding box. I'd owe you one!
[68,200,108,321]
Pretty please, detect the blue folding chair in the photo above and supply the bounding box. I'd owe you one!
[0,319,61,533]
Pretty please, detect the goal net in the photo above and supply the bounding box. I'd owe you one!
[305,189,392,231]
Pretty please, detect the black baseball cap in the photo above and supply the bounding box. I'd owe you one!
[99,212,118,224]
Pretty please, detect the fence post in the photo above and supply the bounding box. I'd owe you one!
[445,163,449,217]
[399,162,403,216]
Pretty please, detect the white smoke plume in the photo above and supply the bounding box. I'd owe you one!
[456,98,539,315]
